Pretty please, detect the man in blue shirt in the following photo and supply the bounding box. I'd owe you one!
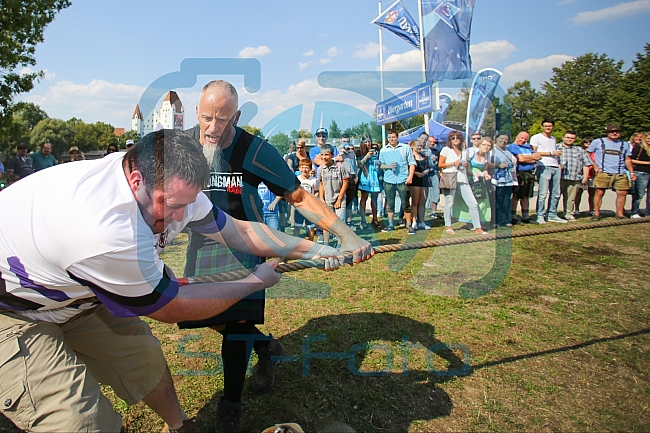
[587,124,636,220]
[378,129,415,233]
[309,127,338,177]
[507,132,541,224]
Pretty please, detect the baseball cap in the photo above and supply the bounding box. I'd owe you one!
[69,146,79,152]
[126,139,135,147]
[605,124,621,133]
[315,127,328,137]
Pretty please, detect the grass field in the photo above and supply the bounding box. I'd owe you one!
[2,217,649,432]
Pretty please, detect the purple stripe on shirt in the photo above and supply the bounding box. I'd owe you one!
[186,205,227,235]
[7,256,70,302]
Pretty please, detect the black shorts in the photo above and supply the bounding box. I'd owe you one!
[514,171,535,199]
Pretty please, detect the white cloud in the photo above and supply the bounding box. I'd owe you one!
[470,40,518,70]
[352,42,386,59]
[237,45,271,57]
[382,49,421,71]
[571,0,650,25]
[327,46,342,57]
[303,50,314,57]
[299,61,310,70]
[502,54,575,88]
[22,79,146,126]
[319,58,332,65]
[242,79,376,131]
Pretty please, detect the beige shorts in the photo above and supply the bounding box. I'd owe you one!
[594,172,631,191]
[0,305,166,432]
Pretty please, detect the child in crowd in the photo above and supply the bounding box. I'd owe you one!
[257,182,283,230]
[294,158,319,240]
[318,144,349,246]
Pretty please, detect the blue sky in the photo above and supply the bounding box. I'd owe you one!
[19,0,650,133]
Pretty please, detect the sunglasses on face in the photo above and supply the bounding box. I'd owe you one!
[297,146,305,149]
[317,134,327,138]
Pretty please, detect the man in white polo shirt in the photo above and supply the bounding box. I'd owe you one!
[531,118,566,224]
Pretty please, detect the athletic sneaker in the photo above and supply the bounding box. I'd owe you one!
[396,219,406,228]
[163,418,200,433]
[537,216,546,225]
[251,339,286,394]
[381,225,394,233]
[408,226,416,235]
[418,222,431,230]
[565,214,576,221]
[631,214,642,219]
[547,215,568,224]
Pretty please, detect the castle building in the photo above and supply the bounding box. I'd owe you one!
[131,91,184,136]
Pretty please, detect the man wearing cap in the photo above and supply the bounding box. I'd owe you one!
[186,80,372,431]
[587,124,636,220]
[309,127,338,176]
[31,142,58,172]
[339,134,358,227]
[6,143,34,178]
[0,129,344,432]
[126,139,135,149]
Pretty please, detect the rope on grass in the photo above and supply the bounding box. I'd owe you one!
[179,216,650,285]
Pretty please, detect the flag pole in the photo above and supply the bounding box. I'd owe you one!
[378,1,386,147]
[417,0,431,136]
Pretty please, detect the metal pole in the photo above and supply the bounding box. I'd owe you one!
[379,1,386,146]
[417,0,431,135]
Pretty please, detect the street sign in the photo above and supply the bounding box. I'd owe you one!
[376,81,433,125]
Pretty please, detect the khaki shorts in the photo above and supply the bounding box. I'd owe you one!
[0,305,166,432]
[594,172,631,191]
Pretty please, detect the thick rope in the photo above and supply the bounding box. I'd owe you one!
[179,217,650,285]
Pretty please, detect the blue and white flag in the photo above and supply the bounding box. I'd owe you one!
[372,0,421,49]
[433,93,452,123]
[421,0,476,82]
[465,68,502,139]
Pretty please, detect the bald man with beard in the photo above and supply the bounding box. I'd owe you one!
[507,131,541,224]
[183,80,372,432]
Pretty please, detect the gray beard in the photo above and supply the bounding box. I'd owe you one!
[203,143,225,172]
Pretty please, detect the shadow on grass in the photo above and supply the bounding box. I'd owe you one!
[193,312,469,432]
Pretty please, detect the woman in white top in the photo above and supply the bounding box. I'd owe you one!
[439,131,487,235]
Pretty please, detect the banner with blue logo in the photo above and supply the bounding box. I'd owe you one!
[376,81,433,125]
[372,0,421,49]
[421,0,476,82]
[433,93,452,123]
[465,68,502,138]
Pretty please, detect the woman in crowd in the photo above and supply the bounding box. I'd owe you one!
[574,137,596,215]
[409,139,432,230]
[631,132,650,218]
[490,136,518,227]
[439,131,487,235]
[105,142,119,156]
[454,136,492,226]
[284,141,298,171]
[358,134,381,229]
[630,132,643,150]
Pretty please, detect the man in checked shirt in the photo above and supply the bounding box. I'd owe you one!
[559,131,593,221]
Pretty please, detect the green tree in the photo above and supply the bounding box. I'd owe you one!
[13,102,48,130]
[528,119,566,142]
[117,130,140,148]
[268,132,290,156]
[610,43,650,136]
[30,118,73,157]
[504,80,539,136]
[536,53,624,138]
[0,0,70,121]
[329,120,341,138]
[242,125,262,137]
